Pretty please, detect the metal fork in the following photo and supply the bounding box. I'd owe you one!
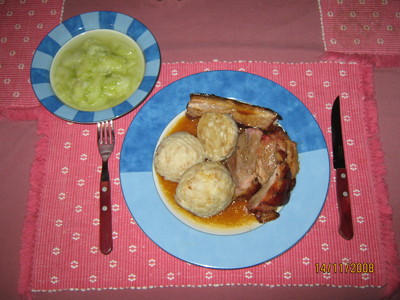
[97,120,115,255]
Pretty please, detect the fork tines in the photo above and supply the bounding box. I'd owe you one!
[97,120,115,145]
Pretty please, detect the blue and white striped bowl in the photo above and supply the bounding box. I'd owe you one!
[31,11,161,123]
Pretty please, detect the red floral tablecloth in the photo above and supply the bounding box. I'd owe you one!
[319,0,400,66]
[0,0,63,109]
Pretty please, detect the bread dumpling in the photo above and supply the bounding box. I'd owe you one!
[175,161,235,217]
[197,112,238,161]
[154,131,205,182]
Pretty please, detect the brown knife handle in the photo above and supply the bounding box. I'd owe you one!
[100,180,113,254]
[336,168,354,240]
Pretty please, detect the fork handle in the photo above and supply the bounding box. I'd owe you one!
[100,162,113,255]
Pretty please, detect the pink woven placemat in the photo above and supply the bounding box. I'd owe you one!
[319,0,400,67]
[18,61,400,298]
[0,0,63,109]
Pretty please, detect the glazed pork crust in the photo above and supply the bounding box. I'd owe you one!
[226,127,299,224]
[247,162,296,223]
[186,93,281,132]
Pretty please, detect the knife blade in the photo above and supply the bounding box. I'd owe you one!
[331,96,354,240]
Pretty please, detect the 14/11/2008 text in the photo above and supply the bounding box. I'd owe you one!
[315,263,375,273]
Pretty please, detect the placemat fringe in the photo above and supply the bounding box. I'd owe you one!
[18,109,51,299]
[360,64,400,299]
[0,107,41,121]
[322,52,400,68]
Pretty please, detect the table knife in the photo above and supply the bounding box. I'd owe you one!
[331,96,354,240]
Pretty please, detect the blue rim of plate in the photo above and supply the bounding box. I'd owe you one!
[120,70,330,269]
[30,11,161,123]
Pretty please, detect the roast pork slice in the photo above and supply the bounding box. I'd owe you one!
[247,162,296,223]
[256,128,299,185]
[186,93,281,131]
[226,128,263,201]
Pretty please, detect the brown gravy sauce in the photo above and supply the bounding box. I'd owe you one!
[156,114,257,230]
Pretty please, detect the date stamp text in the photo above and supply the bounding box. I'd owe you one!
[315,263,375,273]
